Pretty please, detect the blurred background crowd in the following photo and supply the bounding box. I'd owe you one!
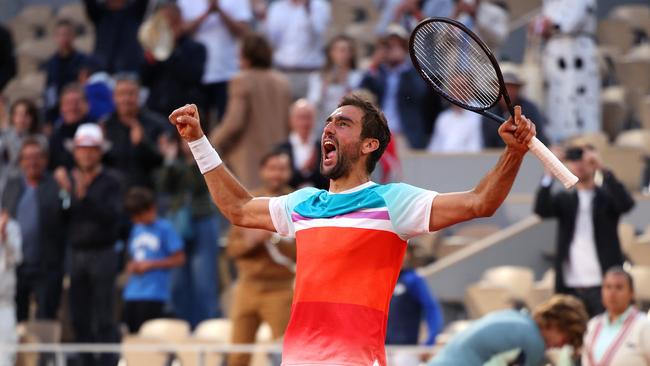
[0,0,650,365]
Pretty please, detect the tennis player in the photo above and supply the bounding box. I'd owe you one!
[169,95,536,366]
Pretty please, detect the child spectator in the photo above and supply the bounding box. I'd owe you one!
[0,211,22,366]
[122,187,185,333]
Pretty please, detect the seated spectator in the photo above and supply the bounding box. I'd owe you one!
[122,187,185,334]
[54,123,123,366]
[582,267,650,366]
[157,133,222,327]
[78,57,114,122]
[0,24,16,95]
[428,295,588,366]
[0,211,21,366]
[276,99,327,189]
[0,99,46,191]
[179,0,252,130]
[226,150,296,366]
[360,25,442,150]
[2,138,66,323]
[375,0,454,35]
[103,75,166,188]
[209,32,291,189]
[265,0,331,99]
[386,246,443,366]
[49,83,94,171]
[44,19,87,122]
[427,104,483,153]
[482,63,548,147]
[141,3,207,117]
[307,35,362,132]
[83,0,148,73]
[534,145,635,317]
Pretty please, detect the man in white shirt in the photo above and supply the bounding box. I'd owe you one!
[264,0,331,99]
[178,0,252,130]
[427,104,483,153]
[534,145,635,316]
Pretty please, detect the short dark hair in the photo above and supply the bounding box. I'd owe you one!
[605,266,635,291]
[259,149,290,168]
[20,136,48,159]
[338,94,391,174]
[241,32,273,69]
[10,98,41,134]
[60,82,87,101]
[125,187,156,216]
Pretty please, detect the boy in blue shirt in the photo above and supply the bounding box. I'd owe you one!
[122,187,185,333]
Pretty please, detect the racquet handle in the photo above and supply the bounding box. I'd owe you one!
[528,137,578,188]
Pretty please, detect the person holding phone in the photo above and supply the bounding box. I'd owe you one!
[534,145,635,317]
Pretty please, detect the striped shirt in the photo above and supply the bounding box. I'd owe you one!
[269,181,437,365]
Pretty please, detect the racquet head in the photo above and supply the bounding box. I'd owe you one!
[409,17,513,118]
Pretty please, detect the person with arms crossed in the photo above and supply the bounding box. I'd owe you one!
[168,95,536,365]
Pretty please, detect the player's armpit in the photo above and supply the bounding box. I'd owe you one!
[428,191,480,232]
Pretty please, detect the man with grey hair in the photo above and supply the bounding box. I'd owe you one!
[102,74,168,188]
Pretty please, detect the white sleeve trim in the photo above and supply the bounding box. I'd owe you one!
[267,196,291,237]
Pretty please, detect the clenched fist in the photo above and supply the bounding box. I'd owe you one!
[168,104,204,142]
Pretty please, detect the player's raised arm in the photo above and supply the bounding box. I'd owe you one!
[169,104,275,231]
[429,106,535,231]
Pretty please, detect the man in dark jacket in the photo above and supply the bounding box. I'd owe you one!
[1,138,66,322]
[0,24,16,93]
[54,123,123,366]
[49,84,94,171]
[482,63,549,148]
[44,19,87,122]
[84,0,148,74]
[360,25,441,150]
[141,3,206,117]
[534,145,635,317]
[102,75,167,188]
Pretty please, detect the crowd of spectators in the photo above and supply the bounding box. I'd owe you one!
[0,0,649,365]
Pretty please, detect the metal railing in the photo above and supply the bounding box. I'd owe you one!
[0,343,436,366]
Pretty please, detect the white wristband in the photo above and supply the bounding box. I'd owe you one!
[188,135,222,174]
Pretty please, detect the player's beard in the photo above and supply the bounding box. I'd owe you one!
[320,141,362,180]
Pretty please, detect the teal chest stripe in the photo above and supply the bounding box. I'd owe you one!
[294,187,386,218]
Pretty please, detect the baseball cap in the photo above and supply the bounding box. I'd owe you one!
[65,123,111,151]
[500,62,525,85]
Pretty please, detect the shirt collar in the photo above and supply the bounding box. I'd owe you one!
[329,181,376,194]
[605,306,635,327]
[289,132,311,147]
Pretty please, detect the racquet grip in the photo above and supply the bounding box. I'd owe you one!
[528,137,578,188]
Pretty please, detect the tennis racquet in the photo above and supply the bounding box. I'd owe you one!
[409,17,578,188]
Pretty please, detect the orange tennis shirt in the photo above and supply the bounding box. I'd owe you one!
[268,181,438,365]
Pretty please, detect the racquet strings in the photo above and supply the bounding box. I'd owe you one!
[411,21,501,110]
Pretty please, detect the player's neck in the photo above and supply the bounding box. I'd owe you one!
[328,172,371,193]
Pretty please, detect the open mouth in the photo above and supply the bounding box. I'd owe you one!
[322,139,337,166]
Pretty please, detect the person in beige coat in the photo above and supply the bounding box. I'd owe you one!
[582,267,650,366]
[210,32,291,190]
[226,151,296,366]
